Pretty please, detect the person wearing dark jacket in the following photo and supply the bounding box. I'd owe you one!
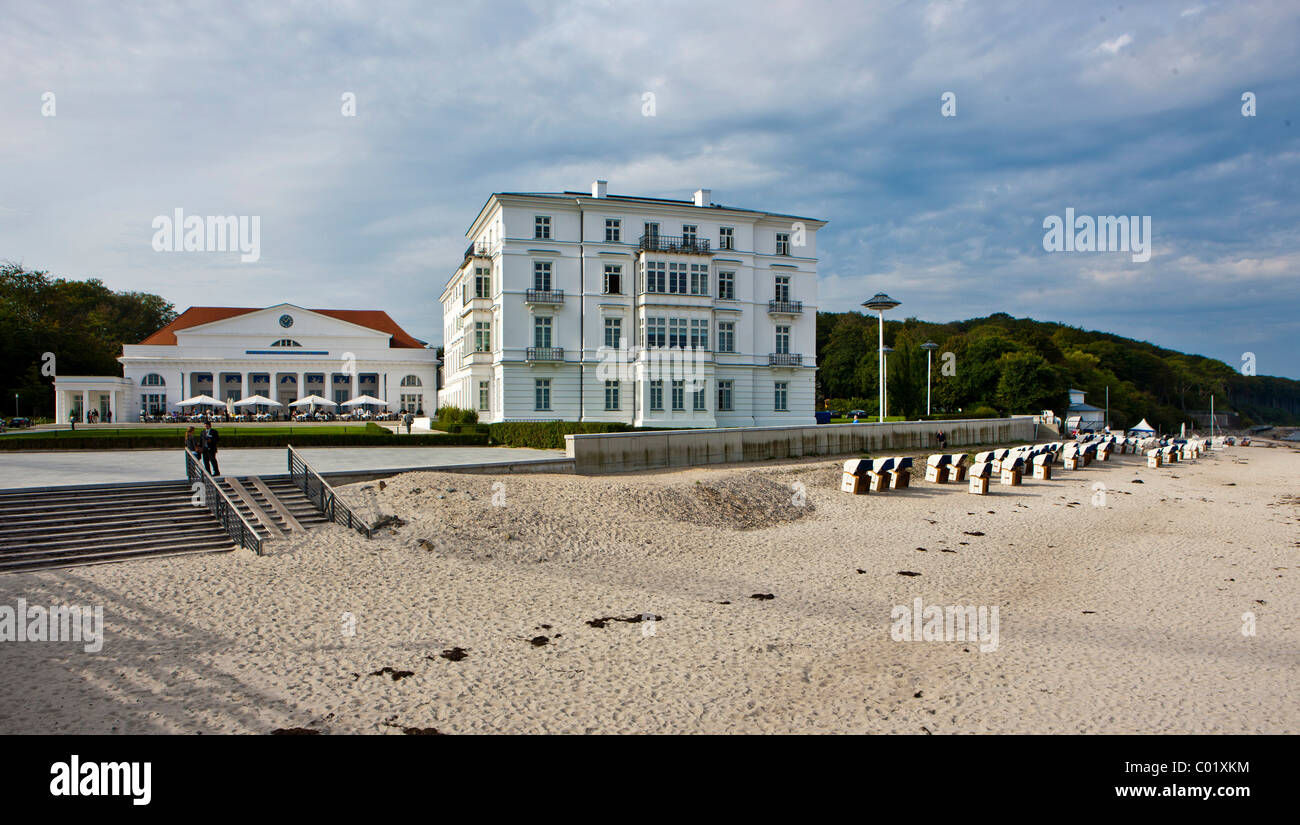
[201,421,221,476]
[185,426,201,457]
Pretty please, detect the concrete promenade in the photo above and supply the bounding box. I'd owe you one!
[565,416,1045,473]
[0,445,564,489]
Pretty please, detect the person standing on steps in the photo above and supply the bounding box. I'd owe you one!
[201,420,221,476]
[185,425,201,458]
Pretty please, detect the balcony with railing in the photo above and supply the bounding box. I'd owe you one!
[526,346,564,362]
[768,352,803,366]
[464,240,491,260]
[767,299,803,315]
[638,234,712,255]
[524,288,564,304]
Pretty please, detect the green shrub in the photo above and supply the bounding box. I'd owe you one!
[487,421,633,449]
[435,406,478,427]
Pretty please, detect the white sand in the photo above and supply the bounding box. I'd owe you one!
[1,442,1296,734]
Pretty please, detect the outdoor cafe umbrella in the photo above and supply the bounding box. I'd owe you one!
[341,395,389,407]
[177,395,223,407]
[234,395,281,416]
[289,395,336,415]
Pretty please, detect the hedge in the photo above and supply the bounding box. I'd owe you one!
[487,421,633,449]
[0,432,489,451]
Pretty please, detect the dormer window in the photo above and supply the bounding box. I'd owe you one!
[271,339,302,347]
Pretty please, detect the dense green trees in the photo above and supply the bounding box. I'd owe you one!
[1,263,177,419]
[816,310,1298,430]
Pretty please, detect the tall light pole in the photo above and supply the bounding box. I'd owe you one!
[881,346,894,419]
[921,341,938,417]
[862,293,900,423]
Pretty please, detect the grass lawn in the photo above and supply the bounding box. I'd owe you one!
[827,415,909,424]
[0,424,386,440]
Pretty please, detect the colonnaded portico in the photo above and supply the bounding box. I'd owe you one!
[53,303,439,422]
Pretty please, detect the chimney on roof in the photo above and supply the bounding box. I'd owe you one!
[694,188,711,207]
[593,179,607,198]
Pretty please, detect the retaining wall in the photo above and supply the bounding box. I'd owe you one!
[564,417,1042,474]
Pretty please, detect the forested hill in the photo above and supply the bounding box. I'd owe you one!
[815,311,1300,430]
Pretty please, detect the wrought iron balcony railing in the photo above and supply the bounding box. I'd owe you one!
[526,346,564,361]
[524,288,564,304]
[767,299,803,314]
[638,234,712,255]
[464,241,490,259]
[769,352,803,366]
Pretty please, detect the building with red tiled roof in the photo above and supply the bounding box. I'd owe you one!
[54,303,438,423]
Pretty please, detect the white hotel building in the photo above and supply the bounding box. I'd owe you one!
[53,304,439,422]
[438,182,823,427]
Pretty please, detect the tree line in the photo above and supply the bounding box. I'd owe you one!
[816,311,1300,430]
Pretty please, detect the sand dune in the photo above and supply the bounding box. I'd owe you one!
[0,443,1296,734]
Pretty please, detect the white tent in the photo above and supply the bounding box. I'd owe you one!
[177,394,223,407]
[233,395,282,407]
[289,395,337,408]
[1129,418,1156,433]
[342,395,389,407]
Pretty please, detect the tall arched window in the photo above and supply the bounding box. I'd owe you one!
[141,373,166,386]
[400,375,422,387]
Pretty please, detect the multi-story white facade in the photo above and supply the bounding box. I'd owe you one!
[438,182,823,426]
[53,303,438,422]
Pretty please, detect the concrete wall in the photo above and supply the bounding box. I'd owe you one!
[565,417,1041,474]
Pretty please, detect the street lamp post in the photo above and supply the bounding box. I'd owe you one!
[881,346,894,419]
[862,293,900,423]
[920,341,939,417]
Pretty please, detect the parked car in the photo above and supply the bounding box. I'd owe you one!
[6,417,31,428]
[848,409,867,417]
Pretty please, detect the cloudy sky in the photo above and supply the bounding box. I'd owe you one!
[3,0,1298,377]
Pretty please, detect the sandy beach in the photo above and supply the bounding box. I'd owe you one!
[0,442,1296,734]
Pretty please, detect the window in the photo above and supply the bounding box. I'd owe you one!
[719,226,734,250]
[474,321,491,352]
[534,379,551,411]
[775,325,790,354]
[649,380,664,411]
[775,275,790,302]
[603,264,622,294]
[717,380,733,412]
[671,380,685,410]
[534,316,552,348]
[690,319,709,350]
[717,321,735,353]
[643,261,666,293]
[682,224,697,244]
[668,318,687,349]
[605,219,621,242]
[693,382,707,411]
[644,317,666,348]
[143,393,166,414]
[604,380,620,410]
[478,381,489,411]
[533,261,552,291]
[534,215,551,239]
[141,373,165,386]
[690,263,708,295]
[643,221,659,241]
[604,317,622,349]
[668,262,688,294]
[776,233,790,255]
[400,393,423,414]
[271,339,302,347]
[718,271,736,300]
[475,267,491,298]
[775,381,789,411]
[400,375,423,387]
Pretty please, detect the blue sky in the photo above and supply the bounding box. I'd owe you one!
[3,0,1298,377]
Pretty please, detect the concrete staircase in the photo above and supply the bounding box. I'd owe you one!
[217,476,329,541]
[0,480,237,573]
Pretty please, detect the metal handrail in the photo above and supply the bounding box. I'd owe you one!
[524,288,565,303]
[767,299,803,314]
[638,234,712,254]
[184,449,263,555]
[768,352,803,366]
[525,346,564,361]
[286,445,373,539]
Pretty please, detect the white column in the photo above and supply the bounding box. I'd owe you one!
[297,371,305,402]
[109,390,117,424]
[81,389,89,423]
